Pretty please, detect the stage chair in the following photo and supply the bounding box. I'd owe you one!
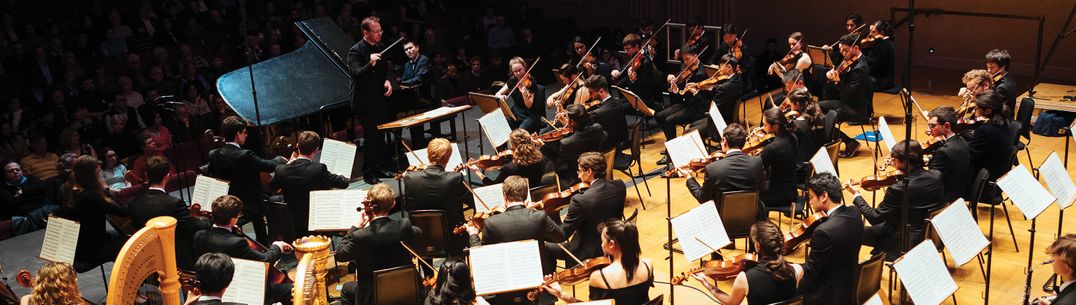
[720,191,761,250]
[408,210,450,258]
[372,265,421,305]
[854,253,885,305]
[614,121,651,209]
[768,295,803,305]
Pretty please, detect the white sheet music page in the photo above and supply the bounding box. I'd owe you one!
[708,102,727,138]
[663,131,707,170]
[863,293,885,305]
[893,241,958,305]
[479,110,512,148]
[39,216,79,264]
[930,199,989,266]
[877,116,897,153]
[810,147,838,178]
[405,142,465,171]
[308,189,367,231]
[1040,152,1076,210]
[671,201,732,262]
[320,138,357,178]
[996,164,1057,220]
[222,258,268,305]
[470,240,544,296]
[191,175,230,211]
[573,300,614,305]
[470,184,531,213]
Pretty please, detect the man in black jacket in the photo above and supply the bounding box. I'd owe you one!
[985,49,1017,119]
[1040,234,1076,305]
[540,104,607,186]
[683,124,763,205]
[846,140,944,260]
[401,137,471,255]
[192,195,294,304]
[584,75,628,152]
[820,33,873,158]
[206,116,286,245]
[683,54,744,144]
[348,16,395,185]
[656,44,712,166]
[926,107,972,205]
[799,173,863,305]
[271,131,350,237]
[612,33,663,112]
[1,160,58,235]
[128,156,209,270]
[187,253,245,305]
[337,184,420,305]
[544,152,625,263]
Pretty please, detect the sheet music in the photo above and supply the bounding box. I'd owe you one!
[877,116,897,152]
[864,293,885,305]
[996,164,1057,220]
[671,201,732,261]
[930,199,989,266]
[190,175,230,211]
[479,110,512,148]
[320,138,357,178]
[470,183,531,213]
[1040,152,1076,210]
[810,146,838,178]
[663,131,707,170]
[893,241,958,305]
[420,106,464,119]
[405,142,465,171]
[39,216,79,264]
[470,240,544,296]
[573,300,614,305]
[308,189,367,231]
[708,102,727,137]
[222,258,268,305]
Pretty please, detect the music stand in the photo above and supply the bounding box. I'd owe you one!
[807,45,834,69]
[469,92,517,121]
[613,86,656,117]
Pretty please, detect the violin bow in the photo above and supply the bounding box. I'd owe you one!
[504,57,542,98]
[377,36,406,56]
[399,241,435,270]
[462,181,492,212]
[694,236,721,256]
[828,24,867,49]
[552,37,603,107]
[675,45,709,87]
[575,36,602,70]
[557,243,586,267]
[625,19,671,70]
[541,116,562,131]
[401,140,425,166]
[902,89,930,121]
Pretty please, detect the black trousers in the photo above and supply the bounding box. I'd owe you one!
[359,109,389,176]
[655,103,704,141]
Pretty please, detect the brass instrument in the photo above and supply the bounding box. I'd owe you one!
[293,236,333,305]
[107,216,181,305]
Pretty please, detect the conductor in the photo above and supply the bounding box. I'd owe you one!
[349,16,395,185]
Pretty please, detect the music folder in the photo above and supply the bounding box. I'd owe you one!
[806,45,833,68]
[663,131,708,171]
[613,86,655,117]
[1040,152,1076,210]
[893,241,958,305]
[308,189,368,231]
[190,175,230,211]
[320,138,357,178]
[996,164,1057,220]
[469,92,516,121]
[222,257,269,305]
[671,201,732,262]
[469,240,544,296]
[39,216,80,264]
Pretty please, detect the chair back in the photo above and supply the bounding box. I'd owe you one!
[825,141,841,176]
[1008,121,1023,146]
[263,201,296,243]
[969,169,990,208]
[603,149,615,180]
[1016,97,1035,140]
[823,110,838,142]
[373,265,421,305]
[768,295,804,305]
[530,184,559,202]
[642,295,664,305]
[408,210,449,257]
[719,191,760,239]
[852,253,885,305]
[625,208,639,224]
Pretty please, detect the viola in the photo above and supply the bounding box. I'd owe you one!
[536,125,574,143]
[742,128,775,156]
[671,45,708,89]
[454,150,514,172]
[537,182,590,213]
[670,253,759,284]
[855,170,905,191]
[662,151,727,177]
[922,136,945,155]
[527,256,613,300]
[188,205,292,285]
[680,67,733,96]
[782,211,828,255]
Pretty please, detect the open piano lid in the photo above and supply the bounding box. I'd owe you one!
[216,17,355,126]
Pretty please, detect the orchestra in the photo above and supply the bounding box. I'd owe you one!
[2,5,1072,305]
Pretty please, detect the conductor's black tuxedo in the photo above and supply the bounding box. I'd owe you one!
[799,204,864,305]
[685,150,763,205]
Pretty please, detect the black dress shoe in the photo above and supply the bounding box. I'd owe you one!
[363,176,382,185]
[377,170,397,178]
[656,155,671,165]
[840,140,861,158]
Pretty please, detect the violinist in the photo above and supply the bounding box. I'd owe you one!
[674,17,711,62]
[270,131,349,237]
[465,175,566,304]
[544,152,626,264]
[957,69,994,121]
[1035,234,1076,305]
[925,106,972,205]
[985,49,1017,119]
[495,57,546,133]
[191,195,294,305]
[401,138,472,255]
[785,88,827,176]
[541,220,654,305]
[584,75,629,152]
[655,44,710,165]
[758,108,800,211]
[830,14,865,65]
[767,32,812,80]
[688,221,804,305]
[423,257,478,305]
[965,91,1012,203]
[465,129,551,186]
[685,54,744,124]
[714,23,747,63]
[205,116,288,244]
[540,104,606,186]
[612,33,662,111]
[799,173,863,305]
[681,123,763,206]
[819,33,873,158]
[337,183,421,305]
[844,139,944,260]
[861,21,895,92]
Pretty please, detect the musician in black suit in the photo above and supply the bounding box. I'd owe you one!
[926,107,973,204]
[544,152,626,264]
[337,183,420,305]
[862,21,896,92]
[684,54,745,145]
[348,16,396,185]
[401,137,471,255]
[206,116,286,245]
[820,33,873,158]
[541,104,607,186]
[798,173,864,305]
[187,253,245,305]
[584,75,628,151]
[271,131,350,237]
[495,57,546,133]
[656,44,712,166]
[682,124,763,205]
[1039,234,1076,305]
[985,49,1017,119]
[966,91,1012,202]
[128,156,209,270]
[612,33,663,112]
[192,195,294,305]
[759,108,800,211]
[846,140,944,260]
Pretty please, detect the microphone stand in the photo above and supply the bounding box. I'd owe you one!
[897,1,915,303]
[663,163,676,305]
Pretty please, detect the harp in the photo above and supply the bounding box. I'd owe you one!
[293,236,332,305]
[106,216,181,305]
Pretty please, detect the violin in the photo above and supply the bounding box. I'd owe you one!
[781,211,828,255]
[662,151,727,177]
[188,205,293,285]
[535,125,574,143]
[671,45,709,92]
[527,256,613,300]
[393,164,430,180]
[730,38,743,60]
[503,58,542,99]
[742,128,775,156]
[922,136,945,155]
[953,117,988,134]
[452,200,545,235]
[670,253,759,284]
[680,64,733,96]
[854,170,905,191]
[537,182,590,213]
[858,34,890,49]
[828,54,859,83]
[454,150,514,172]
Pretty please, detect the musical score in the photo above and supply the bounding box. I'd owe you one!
[893,241,959,305]
[930,199,990,266]
[222,258,269,305]
[308,189,368,231]
[478,109,512,149]
[470,240,544,296]
[320,138,357,178]
[191,175,230,210]
[671,201,732,262]
[39,216,80,264]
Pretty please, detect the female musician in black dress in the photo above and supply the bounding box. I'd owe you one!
[541,219,653,305]
[689,221,803,305]
[965,90,1012,202]
[758,107,800,211]
[465,129,551,186]
[424,257,478,305]
[57,155,129,264]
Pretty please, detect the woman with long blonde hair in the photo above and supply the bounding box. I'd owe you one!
[20,262,85,305]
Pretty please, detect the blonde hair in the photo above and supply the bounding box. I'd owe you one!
[509,56,526,70]
[427,138,452,166]
[28,262,83,305]
[962,69,992,87]
[366,183,395,213]
[1047,234,1076,275]
[508,129,542,166]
